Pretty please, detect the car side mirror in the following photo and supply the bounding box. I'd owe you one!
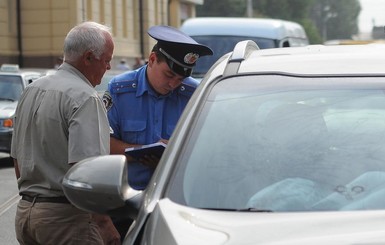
[62,155,142,218]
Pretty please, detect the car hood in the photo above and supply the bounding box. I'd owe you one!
[0,101,17,118]
[144,198,385,245]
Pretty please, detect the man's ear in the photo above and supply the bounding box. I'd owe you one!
[147,52,156,67]
[84,51,93,63]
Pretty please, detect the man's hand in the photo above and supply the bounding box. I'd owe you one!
[92,214,121,245]
[13,158,20,179]
[139,154,160,169]
[139,139,168,169]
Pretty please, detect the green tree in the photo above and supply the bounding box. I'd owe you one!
[310,0,361,41]
[252,0,322,43]
[253,0,312,21]
[196,0,246,17]
[300,19,323,44]
[196,0,361,43]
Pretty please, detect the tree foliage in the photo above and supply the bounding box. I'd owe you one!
[253,0,312,20]
[196,0,361,44]
[196,0,246,17]
[310,0,361,40]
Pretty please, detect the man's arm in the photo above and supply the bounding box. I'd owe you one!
[110,137,137,161]
[13,158,20,179]
[111,136,170,170]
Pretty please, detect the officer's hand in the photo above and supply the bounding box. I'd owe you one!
[139,154,159,169]
[159,139,169,144]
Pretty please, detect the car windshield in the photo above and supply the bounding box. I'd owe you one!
[167,75,385,213]
[190,36,277,77]
[0,75,24,101]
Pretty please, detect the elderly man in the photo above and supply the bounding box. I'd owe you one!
[11,21,120,244]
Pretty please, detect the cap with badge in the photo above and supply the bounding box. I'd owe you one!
[148,25,213,77]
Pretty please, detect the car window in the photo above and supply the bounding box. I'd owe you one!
[0,75,24,101]
[190,36,277,77]
[167,75,385,213]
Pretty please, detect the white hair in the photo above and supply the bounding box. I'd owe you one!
[63,21,112,62]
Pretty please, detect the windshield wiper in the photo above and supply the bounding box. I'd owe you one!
[237,208,273,212]
[0,97,15,102]
[192,73,205,78]
[201,207,273,212]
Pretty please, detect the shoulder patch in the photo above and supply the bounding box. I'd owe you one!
[102,91,113,111]
[178,83,196,97]
[110,80,137,94]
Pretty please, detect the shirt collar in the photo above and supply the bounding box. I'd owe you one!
[136,65,173,99]
[59,62,94,88]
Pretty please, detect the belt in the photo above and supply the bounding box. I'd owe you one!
[21,195,71,204]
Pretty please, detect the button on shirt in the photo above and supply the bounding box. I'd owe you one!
[108,65,198,190]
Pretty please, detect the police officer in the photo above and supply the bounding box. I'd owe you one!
[104,25,212,241]
[105,25,213,190]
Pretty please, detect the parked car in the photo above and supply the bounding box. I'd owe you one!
[0,64,42,153]
[324,39,385,45]
[63,42,385,244]
[180,17,309,79]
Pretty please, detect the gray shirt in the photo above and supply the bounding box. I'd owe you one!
[11,63,110,197]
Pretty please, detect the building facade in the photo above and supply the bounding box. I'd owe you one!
[0,0,202,69]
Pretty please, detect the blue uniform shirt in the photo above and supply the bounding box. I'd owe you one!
[107,65,198,190]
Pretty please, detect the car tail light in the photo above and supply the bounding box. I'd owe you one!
[3,119,13,127]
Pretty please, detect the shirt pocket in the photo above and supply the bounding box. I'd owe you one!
[122,120,147,144]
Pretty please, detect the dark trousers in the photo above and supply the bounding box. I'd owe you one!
[111,216,133,242]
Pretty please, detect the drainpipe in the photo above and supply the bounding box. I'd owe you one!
[139,0,144,59]
[16,0,23,67]
[168,0,171,25]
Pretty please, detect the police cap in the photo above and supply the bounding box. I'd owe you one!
[148,25,213,77]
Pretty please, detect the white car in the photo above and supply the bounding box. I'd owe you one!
[0,64,42,153]
[63,42,385,244]
[180,17,309,79]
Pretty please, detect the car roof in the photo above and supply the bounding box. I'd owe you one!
[0,70,42,85]
[180,17,308,40]
[242,44,385,75]
[0,64,43,76]
[0,70,41,76]
[206,42,385,81]
[0,65,43,88]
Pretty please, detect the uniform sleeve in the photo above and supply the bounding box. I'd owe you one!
[107,94,121,140]
[68,97,110,163]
